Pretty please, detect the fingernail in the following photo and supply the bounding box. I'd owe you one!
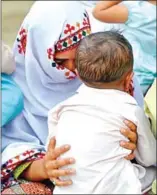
[69,158,75,163]
[64,145,70,149]
[68,180,73,185]
[69,169,76,174]
[120,141,125,146]
[124,120,128,124]
[121,129,125,133]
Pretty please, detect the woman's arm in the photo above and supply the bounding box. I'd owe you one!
[21,158,48,181]
[92,1,128,23]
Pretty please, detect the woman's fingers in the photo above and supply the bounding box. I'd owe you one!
[120,140,136,150]
[46,157,75,170]
[124,152,135,160]
[51,145,71,160]
[47,168,76,178]
[124,119,137,132]
[121,120,137,160]
[47,137,56,151]
[50,178,73,186]
[120,128,137,144]
[47,142,71,160]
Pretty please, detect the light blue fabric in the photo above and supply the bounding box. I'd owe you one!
[1,74,24,127]
[122,1,156,94]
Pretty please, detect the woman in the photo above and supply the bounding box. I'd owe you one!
[2,1,141,194]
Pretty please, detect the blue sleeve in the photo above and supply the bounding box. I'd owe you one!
[1,74,24,127]
[123,1,142,26]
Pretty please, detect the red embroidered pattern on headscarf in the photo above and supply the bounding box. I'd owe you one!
[54,12,91,53]
[47,11,91,80]
[17,28,27,55]
[1,149,45,182]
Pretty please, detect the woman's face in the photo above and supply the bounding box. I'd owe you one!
[54,47,77,73]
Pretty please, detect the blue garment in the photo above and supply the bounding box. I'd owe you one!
[123,1,156,94]
[1,74,24,127]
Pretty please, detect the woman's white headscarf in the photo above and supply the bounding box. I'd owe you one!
[13,1,91,114]
[2,1,91,174]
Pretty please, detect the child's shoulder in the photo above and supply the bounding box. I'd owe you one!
[134,104,149,126]
[117,95,143,125]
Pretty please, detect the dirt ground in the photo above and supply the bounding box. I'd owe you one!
[2,1,33,46]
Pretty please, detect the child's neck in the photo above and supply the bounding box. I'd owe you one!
[85,81,125,92]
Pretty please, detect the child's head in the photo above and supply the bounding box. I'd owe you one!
[75,31,134,92]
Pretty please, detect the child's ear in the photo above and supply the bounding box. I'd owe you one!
[75,69,84,83]
[75,69,80,78]
[124,71,134,93]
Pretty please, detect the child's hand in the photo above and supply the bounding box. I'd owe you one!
[44,137,76,186]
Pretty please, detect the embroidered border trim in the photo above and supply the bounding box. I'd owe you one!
[1,149,45,181]
[17,28,27,55]
[55,26,91,53]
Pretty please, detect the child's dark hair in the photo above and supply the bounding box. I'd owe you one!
[75,31,133,83]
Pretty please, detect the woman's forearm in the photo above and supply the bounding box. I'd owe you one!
[21,159,48,181]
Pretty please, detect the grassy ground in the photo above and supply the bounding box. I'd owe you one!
[2,1,33,46]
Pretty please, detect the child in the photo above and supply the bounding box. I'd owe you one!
[1,42,23,127]
[93,1,156,95]
[47,31,156,194]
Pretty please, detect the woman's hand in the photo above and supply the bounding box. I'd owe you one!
[22,137,75,184]
[120,119,137,160]
[44,137,76,186]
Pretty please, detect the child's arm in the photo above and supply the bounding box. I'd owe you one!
[135,108,156,167]
[92,1,128,23]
